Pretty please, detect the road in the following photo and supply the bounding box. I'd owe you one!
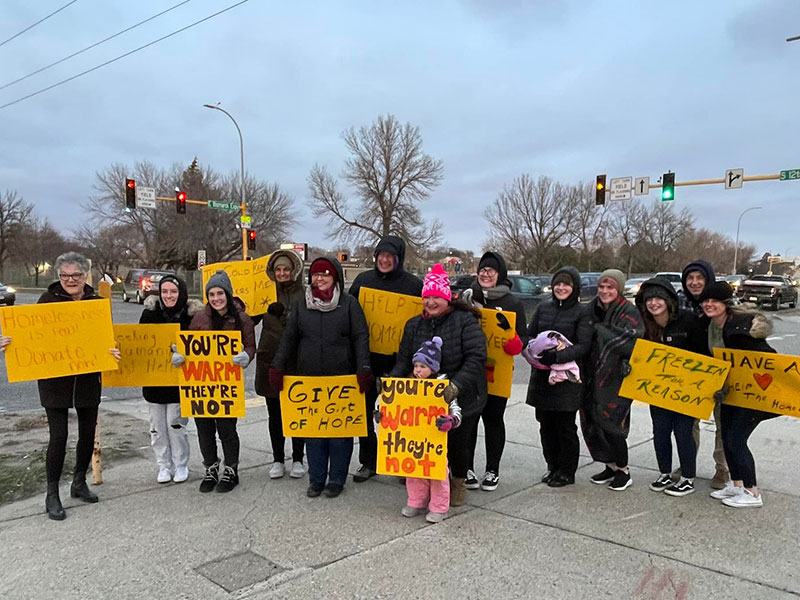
[1,292,799,412]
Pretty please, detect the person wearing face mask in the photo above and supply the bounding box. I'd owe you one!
[139,275,204,484]
[525,267,592,488]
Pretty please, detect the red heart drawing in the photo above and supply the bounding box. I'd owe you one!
[753,372,773,391]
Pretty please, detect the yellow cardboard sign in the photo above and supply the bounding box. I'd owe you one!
[280,375,367,438]
[202,256,277,316]
[359,288,424,355]
[178,331,246,418]
[376,377,449,480]
[713,348,800,418]
[480,308,516,398]
[0,299,117,383]
[620,339,730,420]
[103,324,180,387]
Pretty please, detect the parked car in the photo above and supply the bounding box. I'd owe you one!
[449,274,475,296]
[507,274,548,322]
[122,269,176,304]
[738,275,797,310]
[580,272,602,302]
[0,282,16,305]
[655,272,683,293]
[623,277,649,298]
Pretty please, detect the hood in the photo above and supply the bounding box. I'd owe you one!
[681,260,715,301]
[635,277,680,332]
[266,249,304,284]
[158,274,188,315]
[728,308,773,340]
[477,251,509,286]
[635,276,679,310]
[308,256,345,292]
[550,266,581,307]
[373,235,407,276]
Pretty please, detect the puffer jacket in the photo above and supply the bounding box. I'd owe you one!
[188,298,257,360]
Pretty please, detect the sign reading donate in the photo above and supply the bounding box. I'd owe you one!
[280,375,366,438]
[480,308,516,398]
[359,288,423,355]
[620,339,730,420]
[178,331,245,418]
[103,324,180,387]
[0,299,117,383]
[377,377,448,480]
[202,256,276,317]
[713,348,800,418]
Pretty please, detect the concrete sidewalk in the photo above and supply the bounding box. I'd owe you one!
[2,385,800,599]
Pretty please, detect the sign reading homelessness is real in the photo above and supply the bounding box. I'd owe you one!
[178,331,245,418]
[376,377,449,481]
[713,348,800,418]
[280,375,366,438]
[358,288,423,355]
[103,324,180,387]
[480,308,516,398]
[620,339,730,420]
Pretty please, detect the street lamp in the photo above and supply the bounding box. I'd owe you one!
[733,206,762,275]
[203,103,248,260]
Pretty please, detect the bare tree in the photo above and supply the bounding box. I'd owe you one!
[0,190,33,280]
[15,218,69,286]
[568,182,614,271]
[636,201,694,271]
[74,222,140,278]
[308,114,444,250]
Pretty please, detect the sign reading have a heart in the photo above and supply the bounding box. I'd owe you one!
[714,348,800,418]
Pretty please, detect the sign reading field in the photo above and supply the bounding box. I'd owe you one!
[377,377,449,480]
[280,375,366,437]
[103,324,180,387]
[480,308,516,398]
[202,256,276,316]
[178,331,245,418]
[620,339,730,420]
[359,288,423,355]
[713,348,800,418]
[0,300,118,383]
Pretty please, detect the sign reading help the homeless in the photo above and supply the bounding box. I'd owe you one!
[280,375,367,437]
[620,339,730,420]
[480,308,516,398]
[202,256,277,317]
[713,348,800,418]
[376,377,449,481]
[359,288,424,355]
[103,324,180,387]
[178,331,245,418]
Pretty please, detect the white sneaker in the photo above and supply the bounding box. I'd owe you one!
[289,461,305,479]
[401,506,422,517]
[710,482,742,500]
[269,462,285,479]
[722,488,763,508]
[157,468,172,483]
[173,466,189,483]
[426,511,447,523]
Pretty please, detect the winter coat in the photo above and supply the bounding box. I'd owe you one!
[681,260,716,316]
[254,250,306,397]
[635,276,707,355]
[188,298,257,361]
[273,257,371,377]
[526,267,592,412]
[390,302,487,419]
[36,282,104,409]
[139,294,204,404]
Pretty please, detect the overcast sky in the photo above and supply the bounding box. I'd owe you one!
[2,0,799,267]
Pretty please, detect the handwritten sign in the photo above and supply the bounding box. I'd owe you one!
[714,348,800,418]
[359,288,423,355]
[202,256,276,316]
[480,308,516,398]
[103,324,180,387]
[376,377,448,480]
[280,375,366,437]
[178,331,245,418]
[620,339,730,420]
[0,300,117,383]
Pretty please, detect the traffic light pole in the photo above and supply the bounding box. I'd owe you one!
[648,172,781,189]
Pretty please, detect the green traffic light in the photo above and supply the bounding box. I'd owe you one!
[662,189,672,200]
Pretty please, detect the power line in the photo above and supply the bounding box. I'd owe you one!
[0,0,249,110]
[0,0,80,49]
[1,0,195,91]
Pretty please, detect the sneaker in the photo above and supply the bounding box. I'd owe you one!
[306,482,324,497]
[710,467,730,490]
[480,471,499,491]
[710,482,743,500]
[269,462,285,479]
[401,505,423,517]
[608,470,632,491]
[173,466,189,483]
[199,462,219,493]
[722,488,763,508]
[590,466,616,485]
[324,483,344,498]
[352,465,376,483]
[289,461,305,479]
[216,466,239,493]
[426,511,447,523]
[664,478,695,497]
[649,473,673,492]
[157,468,172,484]
[465,469,479,490]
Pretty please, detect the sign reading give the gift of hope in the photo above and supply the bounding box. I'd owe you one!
[178,331,245,418]
[280,375,366,437]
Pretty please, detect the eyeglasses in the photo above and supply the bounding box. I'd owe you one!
[59,272,86,281]
[311,272,332,279]
[478,268,497,276]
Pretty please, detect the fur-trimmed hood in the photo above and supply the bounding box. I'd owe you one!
[727,307,772,339]
[143,294,204,316]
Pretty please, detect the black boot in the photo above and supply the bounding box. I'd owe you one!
[45,482,66,521]
[70,470,99,503]
[216,465,239,493]
[199,461,219,493]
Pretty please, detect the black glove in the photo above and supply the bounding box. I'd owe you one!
[373,409,382,424]
[267,302,285,317]
[713,386,730,404]
[620,360,632,377]
[539,349,557,366]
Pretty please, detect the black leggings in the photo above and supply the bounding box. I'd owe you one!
[606,432,629,469]
[467,395,508,474]
[45,406,98,484]
[448,414,479,479]
[195,418,239,468]
[536,409,580,477]
[265,396,304,463]
[720,404,763,488]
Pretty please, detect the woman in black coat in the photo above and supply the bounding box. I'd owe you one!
[525,267,592,487]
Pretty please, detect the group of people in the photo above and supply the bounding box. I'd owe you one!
[0,243,778,522]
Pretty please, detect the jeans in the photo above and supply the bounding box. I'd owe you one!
[357,384,378,470]
[720,404,763,488]
[536,409,579,478]
[306,437,354,486]
[45,406,98,483]
[148,403,189,471]
[650,405,697,478]
[467,395,508,474]
[406,467,450,513]
[447,414,478,479]
[195,418,239,468]
[265,396,304,463]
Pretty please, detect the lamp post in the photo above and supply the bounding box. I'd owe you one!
[203,103,248,260]
[733,206,762,275]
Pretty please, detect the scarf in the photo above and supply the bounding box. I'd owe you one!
[306,285,340,312]
[482,284,511,301]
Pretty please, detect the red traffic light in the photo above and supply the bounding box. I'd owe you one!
[126,179,136,189]
[177,191,186,201]
[249,230,256,240]
[125,178,136,209]
[176,190,187,214]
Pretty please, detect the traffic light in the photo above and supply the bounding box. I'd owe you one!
[337,252,348,262]
[595,174,606,206]
[125,178,136,210]
[661,172,675,201]
[176,190,187,214]
[248,230,257,250]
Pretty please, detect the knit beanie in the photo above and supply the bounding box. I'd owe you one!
[422,263,452,301]
[599,269,626,293]
[205,270,233,298]
[272,255,293,270]
[699,280,733,303]
[552,272,573,287]
[413,336,442,374]
[158,274,188,315]
[310,258,338,283]
[478,255,501,273]
[642,284,673,303]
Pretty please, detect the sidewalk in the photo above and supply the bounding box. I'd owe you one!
[2,385,800,599]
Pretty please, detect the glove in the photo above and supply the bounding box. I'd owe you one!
[267,302,285,317]
[373,409,382,424]
[620,360,632,377]
[269,368,284,392]
[713,386,730,404]
[443,382,459,403]
[357,370,374,394]
[502,333,523,356]
[436,414,459,432]
[539,349,557,366]
[171,344,185,368]
[232,351,250,368]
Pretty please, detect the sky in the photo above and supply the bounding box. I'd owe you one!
[1,0,799,267]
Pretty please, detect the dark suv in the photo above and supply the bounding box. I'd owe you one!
[122,269,176,304]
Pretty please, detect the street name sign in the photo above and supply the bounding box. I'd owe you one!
[208,200,239,212]
[634,177,650,196]
[725,168,743,190]
[780,169,800,181]
[136,186,156,209]
[609,177,633,201]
